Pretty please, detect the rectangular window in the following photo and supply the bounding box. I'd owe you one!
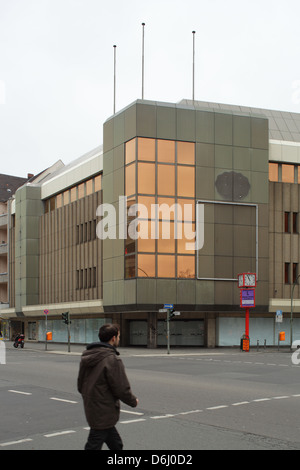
[285,262,290,284]
[282,164,295,183]
[269,163,279,182]
[138,137,155,161]
[293,263,298,284]
[285,212,290,233]
[293,213,298,233]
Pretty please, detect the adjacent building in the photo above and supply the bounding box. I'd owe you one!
[1,98,300,347]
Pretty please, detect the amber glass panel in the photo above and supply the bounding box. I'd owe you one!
[157,198,176,220]
[282,164,294,183]
[70,186,77,202]
[138,254,156,277]
[177,255,195,278]
[63,190,70,206]
[157,139,175,163]
[157,255,175,278]
[177,199,195,222]
[56,193,62,208]
[158,164,175,196]
[138,162,155,194]
[78,183,85,199]
[126,138,136,165]
[125,254,136,279]
[177,141,195,165]
[125,163,136,196]
[138,138,155,161]
[177,222,195,254]
[94,175,102,191]
[86,178,93,195]
[177,166,195,197]
[158,221,175,253]
[269,163,278,182]
[138,196,155,220]
[137,220,155,252]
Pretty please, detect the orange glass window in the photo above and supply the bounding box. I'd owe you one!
[177,255,195,278]
[94,175,102,191]
[269,163,278,182]
[56,193,63,208]
[138,162,155,194]
[138,196,155,220]
[177,141,195,165]
[125,163,136,196]
[157,198,176,221]
[158,164,175,196]
[70,186,77,202]
[157,139,175,163]
[86,178,93,195]
[63,190,70,206]
[177,199,195,222]
[138,254,156,277]
[138,138,155,161]
[157,221,175,253]
[157,255,175,278]
[78,183,85,199]
[137,220,156,252]
[177,222,196,254]
[177,166,195,197]
[282,164,294,183]
[126,138,136,165]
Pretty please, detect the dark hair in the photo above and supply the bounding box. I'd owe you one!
[99,323,120,343]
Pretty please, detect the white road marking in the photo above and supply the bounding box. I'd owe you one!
[50,397,78,404]
[120,419,146,424]
[8,390,32,395]
[206,405,228,410]
[121,409,144,416]
[0,438,33,447]
[44,430,76,438]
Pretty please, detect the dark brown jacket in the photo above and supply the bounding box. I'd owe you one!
[77,342,137,430]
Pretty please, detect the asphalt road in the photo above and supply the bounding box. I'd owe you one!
[0,342,300,451]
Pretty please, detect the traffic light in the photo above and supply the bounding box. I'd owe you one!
[62,312,70,325]
[169,308,175,320]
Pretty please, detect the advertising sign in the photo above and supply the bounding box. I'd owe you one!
[240,289,255,308]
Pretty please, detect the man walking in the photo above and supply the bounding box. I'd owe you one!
[77,323,138,450]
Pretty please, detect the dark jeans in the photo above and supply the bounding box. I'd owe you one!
[85,427,123,450]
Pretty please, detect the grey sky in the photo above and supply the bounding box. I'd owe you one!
[1,0,300,177]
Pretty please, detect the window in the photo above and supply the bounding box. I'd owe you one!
[293,263,298,284]
[293,213,298,234]
[282,164,295,183]
[124,138,196,279]
[285,263,290,284]
[285,212,290,233]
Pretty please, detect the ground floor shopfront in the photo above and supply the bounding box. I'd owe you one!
[2,310,299,348]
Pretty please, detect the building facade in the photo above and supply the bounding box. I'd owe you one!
[1,99,300,347]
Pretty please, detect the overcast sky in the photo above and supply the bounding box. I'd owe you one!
[1,0,300,177]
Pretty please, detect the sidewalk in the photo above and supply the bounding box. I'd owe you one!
[4,340,293,357]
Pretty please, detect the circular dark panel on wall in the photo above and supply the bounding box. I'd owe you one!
[215,171,250,201]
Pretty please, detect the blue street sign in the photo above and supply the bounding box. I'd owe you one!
[164,304,174,309]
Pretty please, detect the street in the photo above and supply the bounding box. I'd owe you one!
[0,342,300,450]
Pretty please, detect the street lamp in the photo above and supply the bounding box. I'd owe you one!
[291,273,300,347]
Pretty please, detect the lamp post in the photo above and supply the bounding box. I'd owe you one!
[291,274,300,347]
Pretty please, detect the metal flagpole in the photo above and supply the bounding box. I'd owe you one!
[142,23,145,99]
[113,45,116,114]
[192,31,196,103]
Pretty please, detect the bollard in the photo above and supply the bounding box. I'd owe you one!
[264,339,266,350]
[257,339,259,352]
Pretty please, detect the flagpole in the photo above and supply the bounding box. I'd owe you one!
[113,45,116,114]
[192,31,196,103]
[142,23,145,99]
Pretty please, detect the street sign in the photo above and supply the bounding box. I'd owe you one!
[276,310,283,323]
[44,309,49,315]
[240,289,255,308]
[164,304,173,309]
[159,309,168,313]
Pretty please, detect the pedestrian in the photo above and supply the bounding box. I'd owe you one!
[77,323,138,450]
